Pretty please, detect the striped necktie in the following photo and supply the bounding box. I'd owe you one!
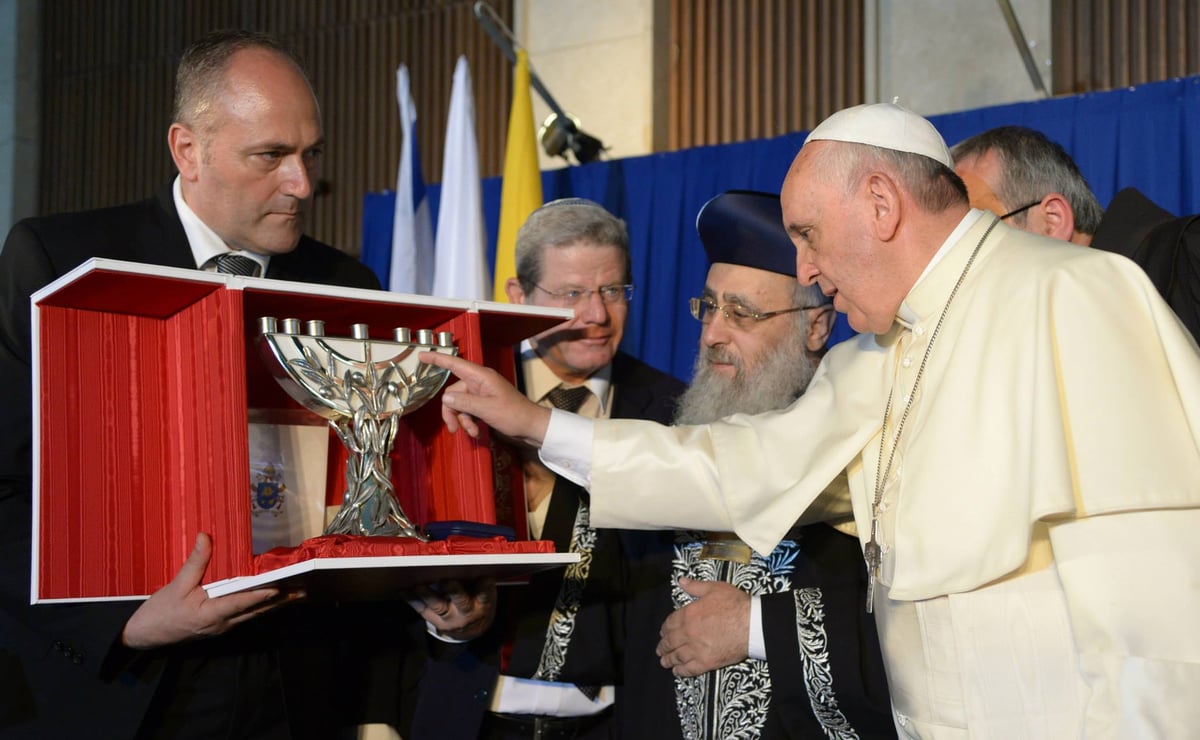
[213,253,262,278]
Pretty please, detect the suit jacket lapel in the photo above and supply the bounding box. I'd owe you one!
[266,241,317,282]
[610,367,656,421]
[265,250,297,281]
[611,382,651,421]
[149,186,204,271]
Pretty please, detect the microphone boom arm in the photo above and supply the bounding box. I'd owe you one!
[473,1,606,163]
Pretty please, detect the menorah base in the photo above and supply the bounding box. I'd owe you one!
[324,485,431,541]
[324,517,428,541]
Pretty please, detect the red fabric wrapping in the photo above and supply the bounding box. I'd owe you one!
[253,534,557,574]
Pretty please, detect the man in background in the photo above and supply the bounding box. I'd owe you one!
[618,191,892,738]
[950,125,1103,245]
[410,198,685,739]
[952,124,1199,338]
[0,30,487,738]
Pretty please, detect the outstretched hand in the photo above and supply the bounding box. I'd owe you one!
[420,352,551,448]
[122,533,303,650]
[656,577,751,676]
[406,577,497,641]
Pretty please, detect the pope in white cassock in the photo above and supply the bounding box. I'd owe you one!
[424,103,1200,738]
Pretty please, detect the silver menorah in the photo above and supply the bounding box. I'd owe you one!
[256,317,457,540]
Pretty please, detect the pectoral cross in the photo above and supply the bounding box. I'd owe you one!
[864,538,881,614]
[861,216,1000,616]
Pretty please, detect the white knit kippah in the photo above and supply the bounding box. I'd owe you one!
[804,103,954,168]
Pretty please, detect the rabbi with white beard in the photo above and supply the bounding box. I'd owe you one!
[616,191,894,739]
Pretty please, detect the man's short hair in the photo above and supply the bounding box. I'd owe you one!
[173,29,311,131]
[950,126,1104,234]
[814,143,969,214]
[514,199,632,292]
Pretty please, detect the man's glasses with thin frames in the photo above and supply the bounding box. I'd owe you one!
[534,283,635,307]
[689,296,821,330]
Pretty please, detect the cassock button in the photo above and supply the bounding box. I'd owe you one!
[902,357,913,368]
[913,326,925,337]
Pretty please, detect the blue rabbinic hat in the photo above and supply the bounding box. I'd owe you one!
[696,190,797,278]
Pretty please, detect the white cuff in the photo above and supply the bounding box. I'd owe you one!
[425,621,470,644]
[748,594,766,661]
[539,409,593,488]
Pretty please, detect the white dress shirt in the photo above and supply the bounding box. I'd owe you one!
[173,175,270,275]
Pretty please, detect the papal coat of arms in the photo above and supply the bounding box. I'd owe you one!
[251,463,287,517]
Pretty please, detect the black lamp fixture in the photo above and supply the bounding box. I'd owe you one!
[537,112,606,165]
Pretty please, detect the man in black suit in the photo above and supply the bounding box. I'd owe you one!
[0,30,486,739]
[409,199,685,739]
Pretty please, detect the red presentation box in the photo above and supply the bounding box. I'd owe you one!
[31,258,577,603]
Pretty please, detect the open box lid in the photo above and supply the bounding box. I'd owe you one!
[31,258,573,603]
[30,257,573,319]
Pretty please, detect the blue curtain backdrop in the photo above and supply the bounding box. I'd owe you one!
[363,75,1200,382]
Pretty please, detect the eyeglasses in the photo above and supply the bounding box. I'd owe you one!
[533,283,635,307]
[999,199,1042,220]
[688,296,818,330]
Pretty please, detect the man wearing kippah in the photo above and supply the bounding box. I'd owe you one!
[617,191,892,738]
[428,103,1200,736]
[410,198,685,739]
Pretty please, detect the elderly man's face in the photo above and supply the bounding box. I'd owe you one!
[697,263,805,381]
[782,142,901,334]
[675,263,824,424]
[173,48,323,256]
[510,242,628,383]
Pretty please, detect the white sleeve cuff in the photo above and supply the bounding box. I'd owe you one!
[748,594,767,661]
[425,621,470,644]
[538,409,593,488]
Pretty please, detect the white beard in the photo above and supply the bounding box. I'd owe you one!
[674,328,819,425]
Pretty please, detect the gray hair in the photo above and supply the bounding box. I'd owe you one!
[173,30,313,132]
[514,199,632,292]
[950,126,1103,234]
[812,142,969,214]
